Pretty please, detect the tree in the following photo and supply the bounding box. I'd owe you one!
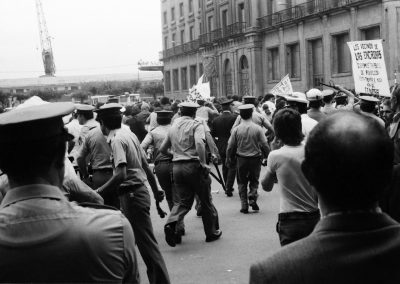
[71,91,91,103]
[140,82,164,100]
[28,89,63,102]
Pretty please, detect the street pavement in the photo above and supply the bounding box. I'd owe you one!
[138,165,282,284]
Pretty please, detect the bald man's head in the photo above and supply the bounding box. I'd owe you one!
[302,111,393,209]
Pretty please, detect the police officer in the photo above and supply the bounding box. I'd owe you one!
[70,104,99,164]
[160,102,221,247]
[226,104,270,213]
[232,96,274,135]
[0,102,139,283]
[76,115,118,208]
[211,98,237,197]
[359,95,385,127]
[95,103,170,284]
[306,88,326,122]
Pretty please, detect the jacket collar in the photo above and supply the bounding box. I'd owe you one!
[1,184,66,209]
[314,212,398,233]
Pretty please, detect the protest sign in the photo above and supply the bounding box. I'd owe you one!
[187,75,210,102]
[270,74,293,96]
[347,40,391,97]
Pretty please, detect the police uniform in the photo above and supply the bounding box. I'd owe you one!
[70,104,99,164]
[227,104,270,213]
[359,96,385,128]
[161,102,221,246]
[96,104,170,284]
[76,126,118,208]
[0,103,139,283]
[306,89,327,122]
[232,96,274,134]
[211,98,237,196]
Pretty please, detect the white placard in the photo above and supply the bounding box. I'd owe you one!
[270,74,293,96]
[347,40,391,97]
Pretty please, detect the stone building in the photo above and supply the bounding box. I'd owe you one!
[160,0,400,99]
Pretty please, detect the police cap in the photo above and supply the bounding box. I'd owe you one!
[75,104,95,113]
[0,102,75,143]
[306,89,323,101]
[359,95,380,103]
[285,92,308,104]
[156,110,173,118]
[322,89,335,97]
[95,103,123,117]
[178,102,200,108]
[243,96,256,104]
[238,104,254,110]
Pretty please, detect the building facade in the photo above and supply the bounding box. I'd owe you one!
[160,0,400,99]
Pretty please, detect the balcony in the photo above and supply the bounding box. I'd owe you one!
[199,22,247,47]
[161,39,199,60]
[258,0,376,30]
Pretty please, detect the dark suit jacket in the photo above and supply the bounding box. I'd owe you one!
[211,111,236,158]
[250,212,400,284]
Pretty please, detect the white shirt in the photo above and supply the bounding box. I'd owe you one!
[301,114,318,140]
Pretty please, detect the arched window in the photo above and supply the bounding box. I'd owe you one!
[224,59,232,97]
[239,56,249,97]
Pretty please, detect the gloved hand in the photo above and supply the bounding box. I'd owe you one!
[155,190,165,202]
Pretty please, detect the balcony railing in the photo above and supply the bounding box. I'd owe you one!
[161,39,199,60]
[258,0,371,30]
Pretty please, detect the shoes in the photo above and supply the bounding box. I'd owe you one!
[164,225,176,247]
[240,208,249,214]
[226,191,233,197]
[205,230,222,242]
[251,202,260,211]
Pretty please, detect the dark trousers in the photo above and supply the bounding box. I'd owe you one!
[92,169,119,208]
[221,155,236,192]
[119,185,170,284]
[277,211,320,246]
[236,156,262,209]
[166,161,219,237]
[154,160,184,233]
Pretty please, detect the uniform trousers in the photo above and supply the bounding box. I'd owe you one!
[236,156,262,209]
[165,161,219,237]
[119,184,170,284]
[92,169,119,209]
[221,155,236,192]
[154,160,185,233]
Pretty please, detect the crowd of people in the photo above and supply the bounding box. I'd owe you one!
[0,83,399,283]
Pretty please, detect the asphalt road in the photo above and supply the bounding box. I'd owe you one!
[138,165,281,284]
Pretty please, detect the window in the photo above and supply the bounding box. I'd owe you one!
[189,0,193,13]
[207,16,213,32]
[181,67,188,90]
[238,3,245,23]
[286,43,300,79]
[268,47,280,81]
[179,3,184,17]
[332,33,351,74]
[163,11,167,25]
[199,63,204,76]
[172,33,176,47]
[165,71,171,92]
[189,26,194,41]
[222,9,228,35]
[173,69,179,91]
[362,26,380,40]
[171,7,175,21]
[190,65,197,87]
[180,29,185,44]
[164,36,168,49]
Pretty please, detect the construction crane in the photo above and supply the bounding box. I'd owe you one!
[35,0,56,76]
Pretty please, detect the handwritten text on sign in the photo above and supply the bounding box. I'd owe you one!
[347,40,390,97]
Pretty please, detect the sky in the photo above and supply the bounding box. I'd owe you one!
[0,0,162,79]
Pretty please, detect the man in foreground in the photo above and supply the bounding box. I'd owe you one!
[250,111,399,284]
[0,102,139,283]
[95,103,170,284]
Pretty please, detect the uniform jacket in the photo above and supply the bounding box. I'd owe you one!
[249,212,400,284]
[211,111,237,158]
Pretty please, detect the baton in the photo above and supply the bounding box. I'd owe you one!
[156,200,167,218]
[209,163,227,193]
